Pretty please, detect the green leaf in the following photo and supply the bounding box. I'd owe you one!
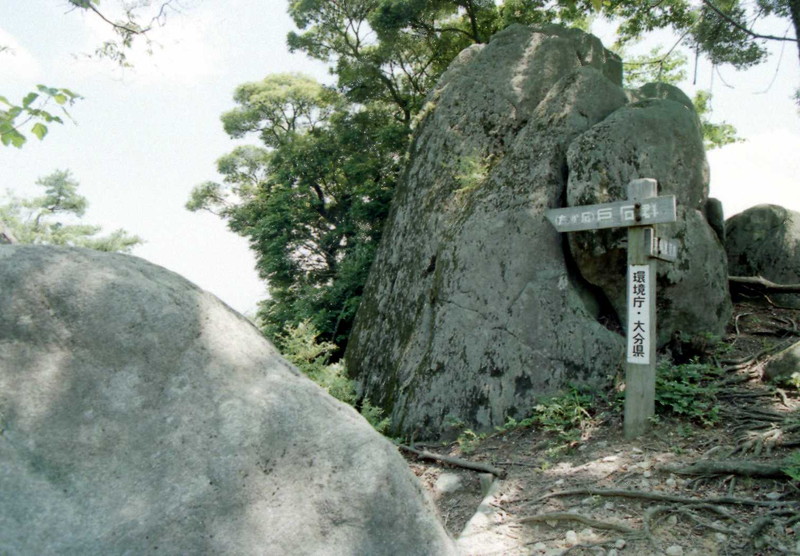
[53,94,68,105]
[0,95,12,106]
[31,123,48,140]
[591,0,602,11]
[8,130,26,148]
[22,92,39,108]
[59,88,81,100]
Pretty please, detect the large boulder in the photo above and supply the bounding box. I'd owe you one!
[566,91,732,345]
[726,204,800,308]
[347,25,628,438]
[346,24,731,438]
[0,245,455,555]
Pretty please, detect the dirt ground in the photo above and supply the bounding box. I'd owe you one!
[403,299,800,555]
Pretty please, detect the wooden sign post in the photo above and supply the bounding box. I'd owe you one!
[546,178,677,438]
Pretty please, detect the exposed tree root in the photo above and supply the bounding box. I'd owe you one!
[729,275,800,294]
[518,511,636,534]
[536,487,796,508]
[662,459,790,479]
[399,444,507,478]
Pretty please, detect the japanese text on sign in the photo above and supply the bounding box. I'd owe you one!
[553,203,661,227]
[627,264,651,364]
[545,195,677,233]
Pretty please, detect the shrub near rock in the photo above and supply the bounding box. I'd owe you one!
[0,245,455,555]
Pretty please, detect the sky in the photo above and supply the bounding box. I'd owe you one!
[1,1,799,315]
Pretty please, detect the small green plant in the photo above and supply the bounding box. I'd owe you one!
[499,385,600,445]
[456,429,486,454]
[775,371,800,390]
[782,451,800,482]
[533,386,597,443]
[281,321,390,432]
[655,358,722,426]
[360,399,391,435]
[453,155,489,195]
[282,321,356,404]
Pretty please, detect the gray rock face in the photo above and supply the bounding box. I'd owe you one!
[347,25,628,438]
[726,204,800,308]
[566,95,731,345]
[763,341,800,383]
[0,245,455,555]
[346,24,730,438]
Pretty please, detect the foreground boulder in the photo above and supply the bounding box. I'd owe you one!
[0,246,455,555]
[347,24,729,438]
[726,204,800,308]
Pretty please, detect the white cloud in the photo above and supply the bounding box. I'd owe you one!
[708,129,800,218]
[0,27,42,85]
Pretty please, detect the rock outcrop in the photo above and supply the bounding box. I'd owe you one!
[0,245,455,555]
[763,341,800,384]
[346,24,730,438]
[566,89,731,345]
[726,204,800,308]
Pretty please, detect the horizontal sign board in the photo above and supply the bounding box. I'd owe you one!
[546,195,676,233]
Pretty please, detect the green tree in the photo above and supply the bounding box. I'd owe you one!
[188,74,407,350]
[609,0,800,96]
[0,169,142,253]
[286,0,591,123]
[623,46,741,149]
[66,0,179,67]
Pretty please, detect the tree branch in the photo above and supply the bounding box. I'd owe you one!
[399,444,507,478]
[729,275,800,293]
[519,512,636,534]
[701,0,798,43]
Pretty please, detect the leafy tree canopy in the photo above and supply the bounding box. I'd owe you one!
[623,46,741,149]
[1,169,142,253]
[189,74,407,350]
[609,0,799,81]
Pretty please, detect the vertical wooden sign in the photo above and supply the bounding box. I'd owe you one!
[623,179,658,439]
[547,178,676,439]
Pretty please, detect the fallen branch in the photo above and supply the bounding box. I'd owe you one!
[662,460,790,480]
[518,511,636,534]
[730,276,800,294]
[398,445,507,478]
[536,487,795,507]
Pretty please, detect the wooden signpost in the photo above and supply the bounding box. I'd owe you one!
[546,178,677,438]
